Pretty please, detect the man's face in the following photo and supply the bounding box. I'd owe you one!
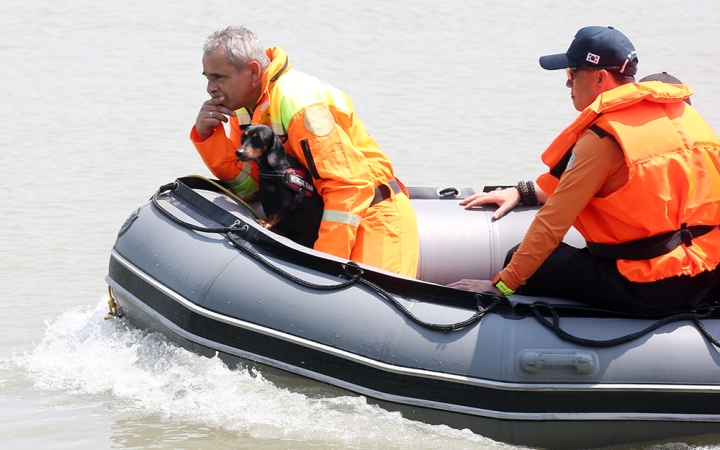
[566,68,605,111]
[202,49,259,111]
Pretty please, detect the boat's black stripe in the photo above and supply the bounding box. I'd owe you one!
[108,256,720,417]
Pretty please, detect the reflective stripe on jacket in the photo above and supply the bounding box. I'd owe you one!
[537,81,720,282]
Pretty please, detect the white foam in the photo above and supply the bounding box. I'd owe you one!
[14,298,505,448]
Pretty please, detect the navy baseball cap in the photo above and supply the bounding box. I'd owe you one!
[539,26,638,75]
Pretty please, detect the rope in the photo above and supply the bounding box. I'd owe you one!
[150,179,720,342]
[228,234,498,331]
[184,175,264,220]
[530,301,720,348]
[151,182,247,234]
[151,182,494,332]
[227,234,361,291]
[693,314,720,347]
[354,277,500,331]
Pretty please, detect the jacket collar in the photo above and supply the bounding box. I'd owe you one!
[262,47,291,91]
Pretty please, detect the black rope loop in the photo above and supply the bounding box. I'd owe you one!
[351,274,498,331]
[477,294,502,316]
[228,234,360,291]
[154,181,179,197]
[438,187,460,197]
[693,316,720,347]
[530,301,720,348]
[149,180,720,343]
[228,232,495,331]
[231,220,250,235]
[691,303,716,317]
[149,180,497,332]
[344,261,364,278]
[151,190,246,235]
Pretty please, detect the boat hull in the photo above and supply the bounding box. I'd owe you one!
[106,178,720,449]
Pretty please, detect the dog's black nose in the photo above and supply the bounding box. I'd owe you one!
[235,148,247,162]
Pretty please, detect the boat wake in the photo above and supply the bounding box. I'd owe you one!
[12,296,507,449]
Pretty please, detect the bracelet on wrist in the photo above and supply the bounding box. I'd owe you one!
[515,180,539,206]
[513,185,522,203]
[494,279,516,296]
[526,180,539,206]
[516,181,530,206]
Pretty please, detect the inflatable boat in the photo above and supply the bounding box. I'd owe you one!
[106,176,720,449]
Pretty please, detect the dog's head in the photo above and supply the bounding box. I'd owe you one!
[236,124,276,163]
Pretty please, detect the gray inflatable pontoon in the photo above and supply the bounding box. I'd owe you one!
[106,176,720,449]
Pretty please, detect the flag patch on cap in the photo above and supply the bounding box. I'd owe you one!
[586,53,600,64]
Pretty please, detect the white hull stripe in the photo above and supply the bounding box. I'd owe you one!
[108,250,720,399]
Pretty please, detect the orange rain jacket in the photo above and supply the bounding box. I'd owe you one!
[190,47,419,277]
[537,81,720,282]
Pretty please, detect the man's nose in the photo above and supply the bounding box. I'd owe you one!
[207,80,218,94]
[566,79,573,89]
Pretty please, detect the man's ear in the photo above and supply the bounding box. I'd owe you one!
[248,60,262,82]
[596,68,612,86]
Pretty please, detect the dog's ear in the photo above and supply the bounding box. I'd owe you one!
[266,145,281,168]
[264,135,285,169]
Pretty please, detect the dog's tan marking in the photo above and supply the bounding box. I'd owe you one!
[242,146,263,159]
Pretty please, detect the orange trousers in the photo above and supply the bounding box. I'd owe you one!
[350,193,419,278]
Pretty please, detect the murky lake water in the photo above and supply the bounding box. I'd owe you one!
[2,0,720,448]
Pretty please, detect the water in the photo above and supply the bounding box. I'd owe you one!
[2,0,720,448]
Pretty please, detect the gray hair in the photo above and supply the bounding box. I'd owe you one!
[203,26,270,72]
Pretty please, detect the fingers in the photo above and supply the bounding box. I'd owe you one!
[205,96,237,118]
[198,109,224,125]
[458,193,481,207]
[493,202,513,220]
[200,97,235,122]
[195,96,236,140]
[459,192,495,208]
[447,279,495,293]
[459,188,521,219]
[446,279,474,289]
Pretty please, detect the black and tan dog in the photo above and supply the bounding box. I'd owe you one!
[235,124,324,248]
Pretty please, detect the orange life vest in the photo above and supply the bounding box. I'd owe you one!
[537,81,720,282]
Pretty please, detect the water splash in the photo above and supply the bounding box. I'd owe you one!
[14,298,508,449]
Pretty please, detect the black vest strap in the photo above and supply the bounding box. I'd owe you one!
[588,124,618,143]
[549,124,617,180]
[586,224,717,260]
[549,148,573,180]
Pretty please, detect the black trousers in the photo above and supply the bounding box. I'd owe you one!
[507,242,720,315]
